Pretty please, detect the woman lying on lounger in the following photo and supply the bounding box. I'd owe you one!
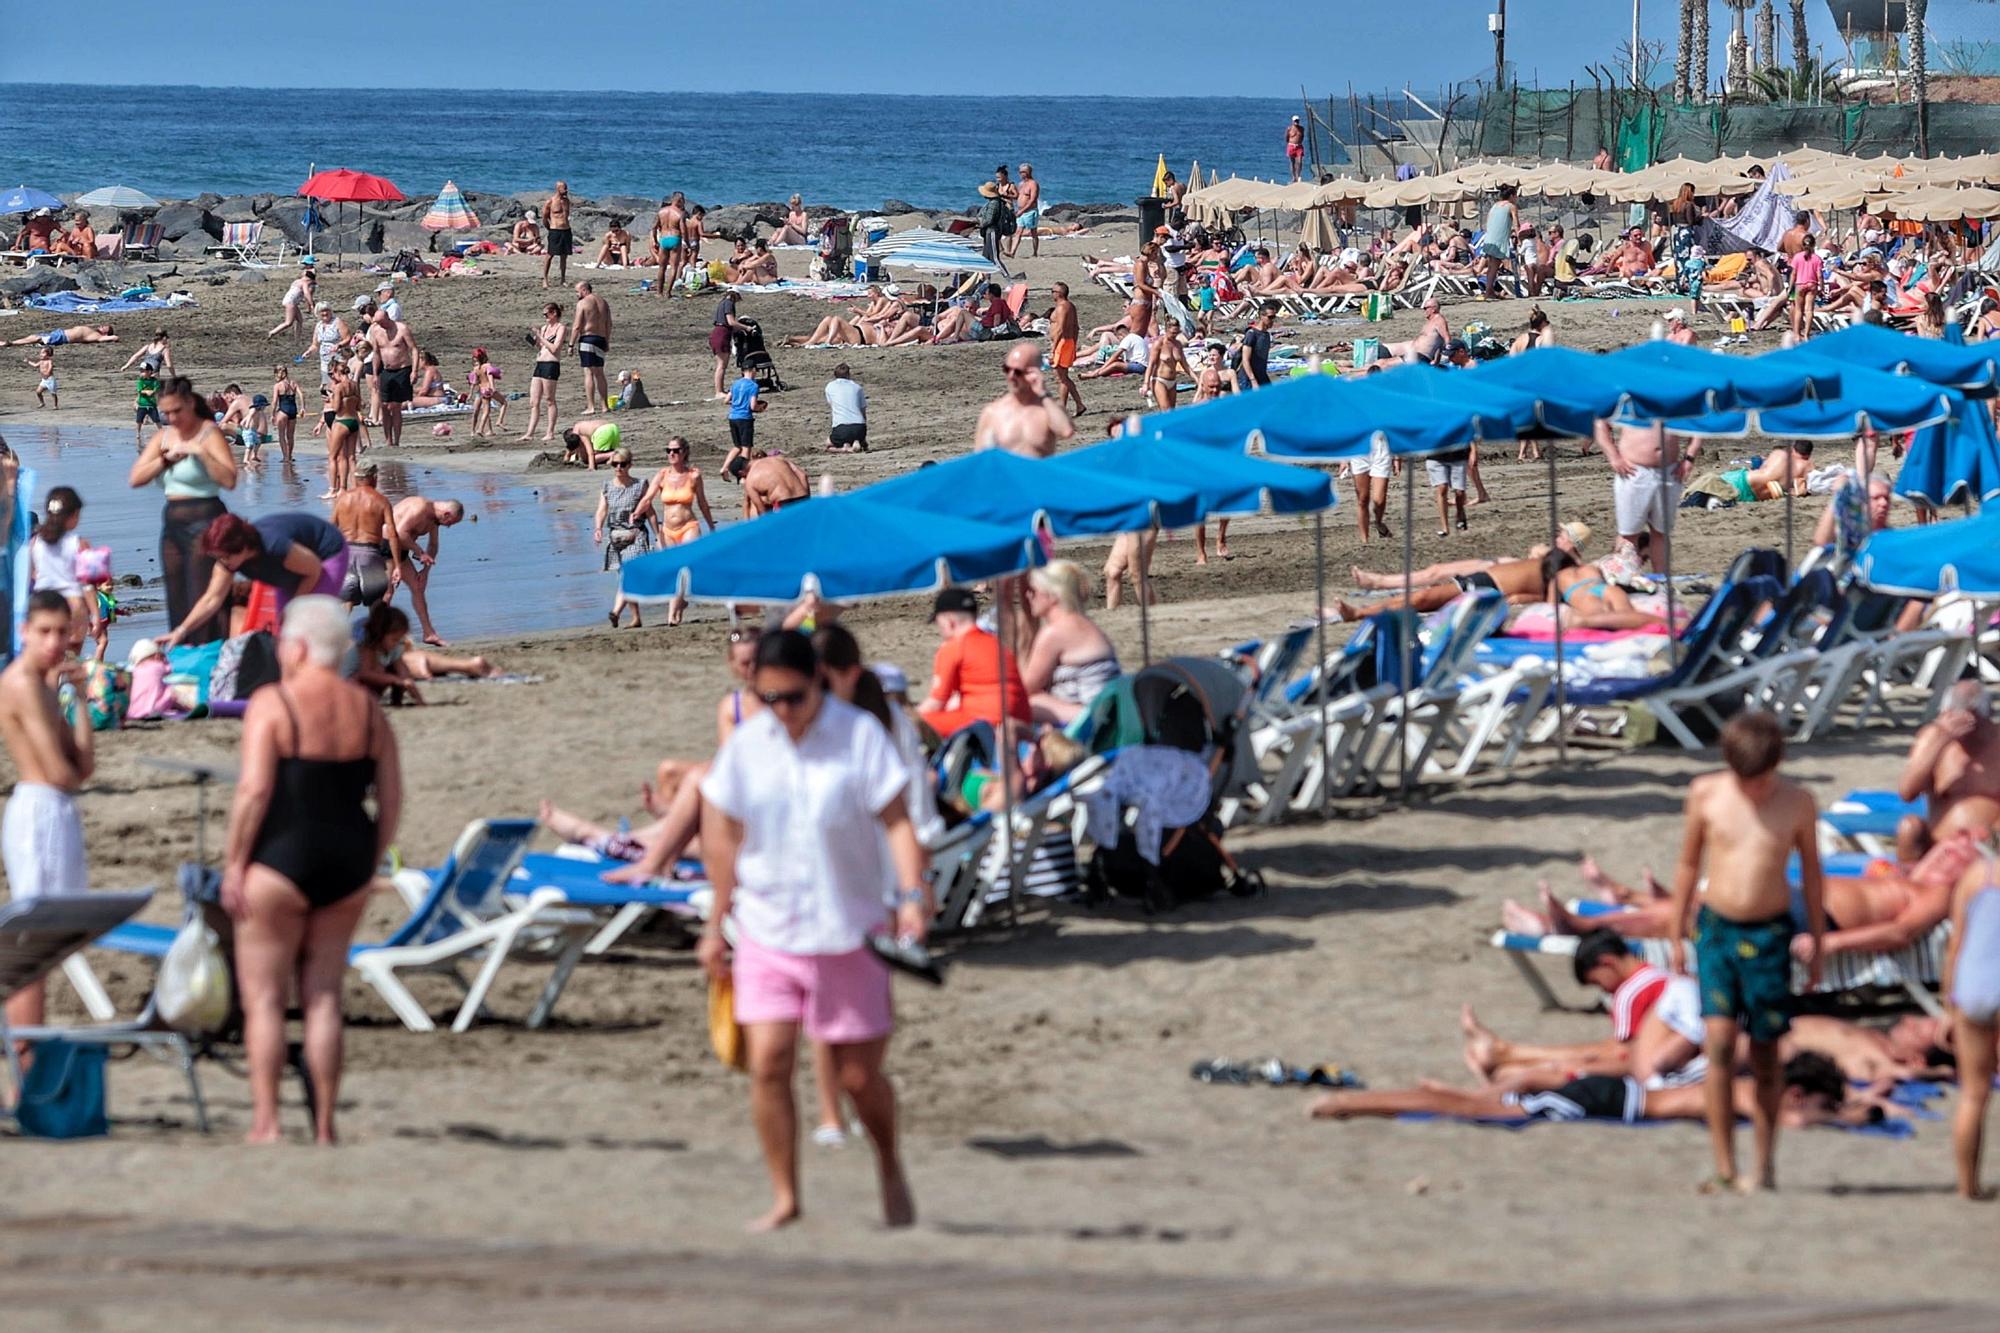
[353,605,494,705]
[1547,552,1664,631]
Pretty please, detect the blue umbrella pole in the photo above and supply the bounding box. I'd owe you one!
[1315,512,1332,818]
[1547,445,1567,765]
[1662,448,1679,669]
[1398,456,1414,794]
[997,590,1021,923]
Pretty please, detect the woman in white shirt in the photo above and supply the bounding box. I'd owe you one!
[700,629,931,1232]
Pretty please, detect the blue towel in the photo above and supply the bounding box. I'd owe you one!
[25,291,182,314]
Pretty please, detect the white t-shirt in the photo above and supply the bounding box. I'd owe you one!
[824,376,866,427]
[700,695,910,955]
[1644,974,1711,1090]
[1116,332,1150,367]
[31,532,81,596]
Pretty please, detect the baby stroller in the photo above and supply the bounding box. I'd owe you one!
[732,318,785,392]
[811,215,853,282]
[1080,657,1264,913]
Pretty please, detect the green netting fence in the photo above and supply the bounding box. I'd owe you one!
[1476,87,2000,165]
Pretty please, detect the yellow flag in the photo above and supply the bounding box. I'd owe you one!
[1152,154,1170,197]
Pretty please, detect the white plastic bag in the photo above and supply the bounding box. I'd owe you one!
[157,918,231,1035]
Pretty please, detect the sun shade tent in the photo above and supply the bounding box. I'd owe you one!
[74,186,160,209]
[1602,342,1842,411]
[1048,435,1335,517]
[1852,508,2000,598]
[1467,347,1721,432]
[0,186,63,215]
[867,447,1204,536]
[618,495,1043,605]
[1642,358,1956,439]
[1134,372,1518,460]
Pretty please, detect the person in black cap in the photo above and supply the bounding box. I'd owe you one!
[915,587,1029,741]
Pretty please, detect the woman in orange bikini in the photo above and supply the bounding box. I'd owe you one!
[635,435,716,627]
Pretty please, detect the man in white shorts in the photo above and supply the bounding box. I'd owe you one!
[1596,418,1698,574]
[0,591,95,1033]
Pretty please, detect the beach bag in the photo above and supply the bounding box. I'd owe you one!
[1360,293,1392,321]
[709,973,747,1071]
[14,1040,108,1139]
[212,631,280,702]
[157,917,232,1036]
[1351,337,1381,368]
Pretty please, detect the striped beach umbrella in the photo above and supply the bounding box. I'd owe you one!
[422,180,480,232]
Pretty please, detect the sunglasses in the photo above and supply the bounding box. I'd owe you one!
[666,447,687,455]
[759,688,810,708]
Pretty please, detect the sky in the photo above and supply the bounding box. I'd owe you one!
[1,0,1992,96]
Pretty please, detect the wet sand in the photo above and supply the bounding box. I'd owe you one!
[3,240,1993,1322]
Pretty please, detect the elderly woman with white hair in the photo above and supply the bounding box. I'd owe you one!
[221,595,402,1145]
[1020,559,1121,724]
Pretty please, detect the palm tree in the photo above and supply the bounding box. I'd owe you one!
[1909,0,1928,154]
[1677,0,1695,100]
[1788,0,1808,73]
[1692,0,1711,97]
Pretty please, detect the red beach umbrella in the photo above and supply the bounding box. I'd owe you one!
[298,168,405,202]
[297,168,405,267]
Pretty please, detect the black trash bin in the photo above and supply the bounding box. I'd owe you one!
[1137,195,1167,245]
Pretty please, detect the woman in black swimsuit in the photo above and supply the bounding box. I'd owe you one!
[221,595,402,1145]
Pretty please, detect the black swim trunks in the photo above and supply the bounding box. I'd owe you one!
[1506,1075,1644,1123]
[1453,570,1500,593]
[729,418,755,450]
[829,422,868,450]
[533,360,560,381]
[577,334,608,369]
[378,365,414,404]
[546,227,573,257]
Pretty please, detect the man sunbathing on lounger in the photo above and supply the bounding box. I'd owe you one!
[1351,522,1590,591]
[1323,546,1568,622]
[1307,1052,1854,1131]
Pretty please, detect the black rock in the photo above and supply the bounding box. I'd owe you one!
[214,195,262,222]
[881,199,921,215]
[0,269,80,298]
[152,202,217,242]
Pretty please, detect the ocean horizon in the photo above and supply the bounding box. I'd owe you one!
[0,83,1326,212]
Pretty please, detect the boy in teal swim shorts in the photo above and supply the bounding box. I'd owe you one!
[1666,711,1825,1194]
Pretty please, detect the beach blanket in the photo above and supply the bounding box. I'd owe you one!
[1705,163,1798,257]
[25,290,189,313]
[720,279,870,299]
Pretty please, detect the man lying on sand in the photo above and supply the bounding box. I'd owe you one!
[7,324,116,347]
[1307,1052,1859,1140]
[1322,547,1579,622]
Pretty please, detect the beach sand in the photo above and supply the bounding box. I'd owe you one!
[2,238,1993,1327]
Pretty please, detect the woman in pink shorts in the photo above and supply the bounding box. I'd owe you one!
[698,628,932,1232]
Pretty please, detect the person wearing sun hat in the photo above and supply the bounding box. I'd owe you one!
[1285,114,1306,182]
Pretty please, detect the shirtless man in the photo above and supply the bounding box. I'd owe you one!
[1665,711,1824,1194]
[331,462,406,608]
[366,305,417,448]
[1386,298,1450,364]
[1596,418,1696,575]
[7,324,116,347]
[1007,162,1041,260]
[1352,522,1589,590]
[0,592,95,1037]
[973,342,1076,458]
[653,192,688,297]
[1896,681,2000,865]
[390,494,464,646]
[571,280,613,415]
[541,180,573,288]
[1324,547,1567,622]
[742,452,811,518]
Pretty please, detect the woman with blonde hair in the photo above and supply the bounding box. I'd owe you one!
[1021,559,1121,724]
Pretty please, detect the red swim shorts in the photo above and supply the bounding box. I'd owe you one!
[1052,338,1076,369]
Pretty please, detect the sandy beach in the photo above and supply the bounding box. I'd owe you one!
[3,236,1996,1328]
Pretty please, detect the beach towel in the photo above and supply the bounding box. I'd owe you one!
[24,291,189,314]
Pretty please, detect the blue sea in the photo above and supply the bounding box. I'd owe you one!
[0,84,1323,209]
